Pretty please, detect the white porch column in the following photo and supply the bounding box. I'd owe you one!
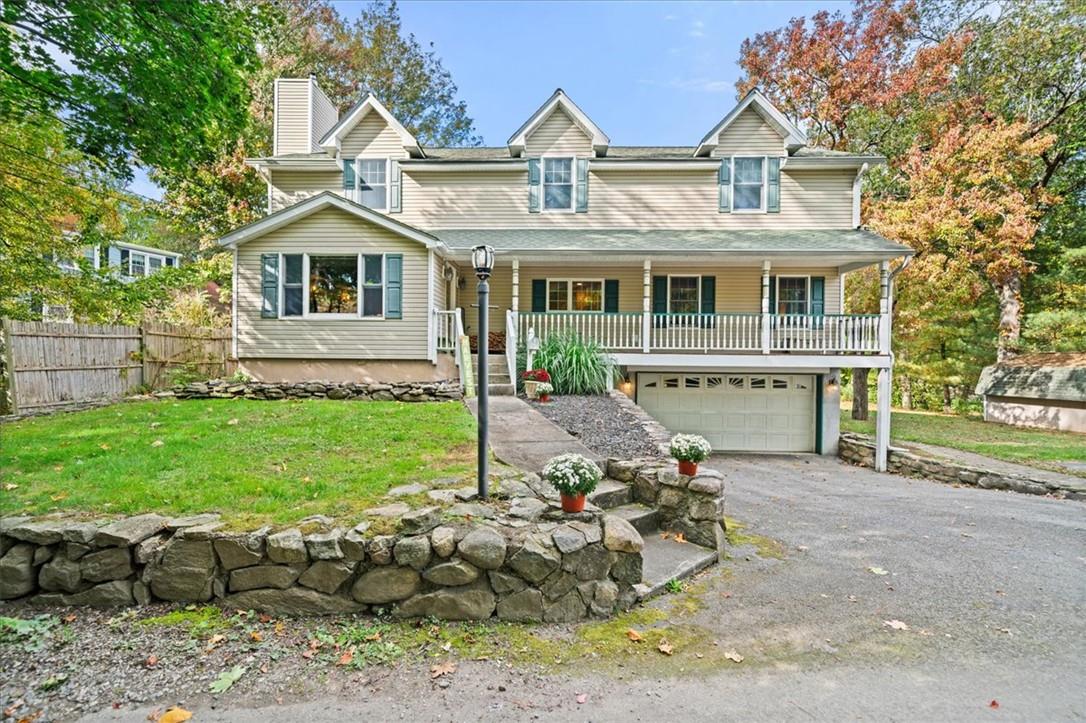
[878,261,891,354]
[760,260,771,354]
[642,259,651,353]
[875,365,892,472]
[511,258,520,313]
[821,369,841,456]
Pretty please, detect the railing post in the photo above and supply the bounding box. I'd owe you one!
[760,261,771,354]
[878,261,891,355]
[642,259,651,353]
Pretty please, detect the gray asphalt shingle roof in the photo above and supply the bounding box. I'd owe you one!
[434,228,911,254]
[975,354,1086,402]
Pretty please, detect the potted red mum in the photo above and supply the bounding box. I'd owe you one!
[521,368,551,399]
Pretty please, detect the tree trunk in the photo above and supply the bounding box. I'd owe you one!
[942,385,952,414]
[851,368,869,421]
[900,374,912,410]
[995,273,1023,362]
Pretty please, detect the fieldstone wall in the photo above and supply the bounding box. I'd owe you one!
[839,432,1086,500]
[0,485,644,621]
[607,459,727,560]
[161,379,462,402]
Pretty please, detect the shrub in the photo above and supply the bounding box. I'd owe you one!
[531,332,615,395]
[669,434,711,463]
[543,453,602,497]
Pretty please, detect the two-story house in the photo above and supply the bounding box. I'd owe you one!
[221,77,911,469]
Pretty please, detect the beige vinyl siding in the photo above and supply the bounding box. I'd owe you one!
[711,107,786,157]
[236,206,430,360]
[524,108,594,156]
[275,79,313,155]
[459,264,840,337]
[341,113,408,158]
[269,169,343,212]
[311,85,339,149]
[399,168,853,229]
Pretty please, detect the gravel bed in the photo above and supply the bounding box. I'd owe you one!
[532,394,660,459]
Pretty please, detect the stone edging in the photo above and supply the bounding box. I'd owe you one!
[608,390,671,457]
[160,379,463,402]
[838,432,1086,500]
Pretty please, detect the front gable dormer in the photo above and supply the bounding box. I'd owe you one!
[319,94,424,159]
[694,89,806,157]
[507,89,609,157]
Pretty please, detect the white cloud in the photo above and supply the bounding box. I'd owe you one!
[688,19,705,38]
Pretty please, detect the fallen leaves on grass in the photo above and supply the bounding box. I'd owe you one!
[657,640,673,656]
[249,631,263,643]
[626,629,643,642]
[884,620,909,631]
[337,649,355,666]
[575,693,588,704]
[205,634,226,652]
[430,660,457,679]
[867,567,889,576]
[209,666,245,694]
[145,655,159,668]
[150,439,164,448]
[989,700,1000,709]
[157,708,193,723]
[227,418,239,426]
[723,650,744,663]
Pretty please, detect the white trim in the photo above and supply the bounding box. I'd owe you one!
[694,88,807,156]
[231,249,238,358]
[617,353,892,369]
[273,80,280,156]
[507,89,610,157]
[113,241,182,260]
[219,192,441,249]
[319,94,422,157]
[665,274,702,314]
[284,252,389,320]
[541,156,575,213]
[852,162,869,228]
[399,161,528,172]
[785,156,884,170]
[590,159,720,171]
[544,278,605,312]
[307,80,314,153]
[427,249,436,363]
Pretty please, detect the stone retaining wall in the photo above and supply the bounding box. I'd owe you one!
[607,391,671,457]
[839,432,1085,500]
[161,379,462,402]
[0,492,644,621]
[607,459,727,560]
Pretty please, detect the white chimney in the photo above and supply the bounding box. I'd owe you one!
[273,76,338,155]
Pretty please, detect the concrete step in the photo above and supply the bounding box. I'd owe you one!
[634,534,718,601]
[588,479,632,510]
[608,503,660,535]
[487,383,515,396]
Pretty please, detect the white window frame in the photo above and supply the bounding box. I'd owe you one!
[730,156,767,214]
[666,274,702,315]
[541,156,575,213]
[775,275,811,316]
[358,253,387,320]
[545,278,604,312]
[278,253,305,319]
[281,252,388,320]
[353,156,390,212]
[122,248,174,277]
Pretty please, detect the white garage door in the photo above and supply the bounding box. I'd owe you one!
[637,373,816,452]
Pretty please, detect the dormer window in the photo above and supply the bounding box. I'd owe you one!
[733,157,765,211]
[358,159,388,210]
[543,157,573,211]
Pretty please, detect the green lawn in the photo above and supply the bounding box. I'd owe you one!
[1,399,477,525]
[840,408,1086,476]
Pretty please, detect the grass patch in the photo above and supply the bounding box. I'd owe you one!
[724,517,785,559]
[0,399,477,524]
[840,408,1086,476]
[139,605,229,636]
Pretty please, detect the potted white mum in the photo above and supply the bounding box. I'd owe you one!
[543,453,601,513]
[669,433,712,475]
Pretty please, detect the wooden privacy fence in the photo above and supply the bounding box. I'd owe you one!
[0,320,234,415]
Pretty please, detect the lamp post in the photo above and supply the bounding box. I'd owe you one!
[471,245,495,500]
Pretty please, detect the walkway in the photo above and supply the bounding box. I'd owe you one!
[464,396,600,473]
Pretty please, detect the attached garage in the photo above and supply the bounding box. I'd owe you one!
[636,372,818,452]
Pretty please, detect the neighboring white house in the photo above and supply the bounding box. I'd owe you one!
[220,77,913,468]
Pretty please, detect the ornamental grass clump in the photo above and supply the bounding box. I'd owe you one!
[532,332,614,395]
[543,453,602,512]
[669,434,712,475]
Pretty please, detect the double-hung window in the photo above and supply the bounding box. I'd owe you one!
[776,277,809,315]
[358,159,388,210]
[361,254,384,317]
[546,279,603,312]
[543,158,573,211]
[282,254,304,316]
[308,255,358,315]
[732,157,764,211]
[668,276,700,314]
[130,252,147,277]
[279,253,384,317]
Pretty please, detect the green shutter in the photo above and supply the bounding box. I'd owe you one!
[700,276,715,314]
[768,275,777,314]
[718,158,732,213]
[528,158,541,213]
[575,158,589,213]
[389,160,402,213]
[810,276,825,315]
[385,254,403,319]
[531,279,546,312]
[343,159,355,190]
[767,157,780,213]
[604,279,619,313]
[652,276,668,314]
[261,253,279,318]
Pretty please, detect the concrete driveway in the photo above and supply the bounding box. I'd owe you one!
[87,455,1086,722]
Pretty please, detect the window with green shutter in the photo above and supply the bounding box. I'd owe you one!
[527,158,541,213]
[261,253,279,318]
[575,158,589,213]
[767,157,781,213]
[342,159,355,191]
[384,254,403,319]
[718,159,732,213]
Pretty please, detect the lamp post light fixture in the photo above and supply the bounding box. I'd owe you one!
[471,245,495,500]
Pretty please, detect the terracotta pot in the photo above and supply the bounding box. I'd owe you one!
[539,394,550,403]
[560,492,586,513]
[678,460,698,476]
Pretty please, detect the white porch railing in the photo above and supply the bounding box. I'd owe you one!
[518,311,883,355]
[433,309,458,353]
[505,310,518,383]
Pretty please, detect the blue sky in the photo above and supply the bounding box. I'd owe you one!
[129,0,849,199]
